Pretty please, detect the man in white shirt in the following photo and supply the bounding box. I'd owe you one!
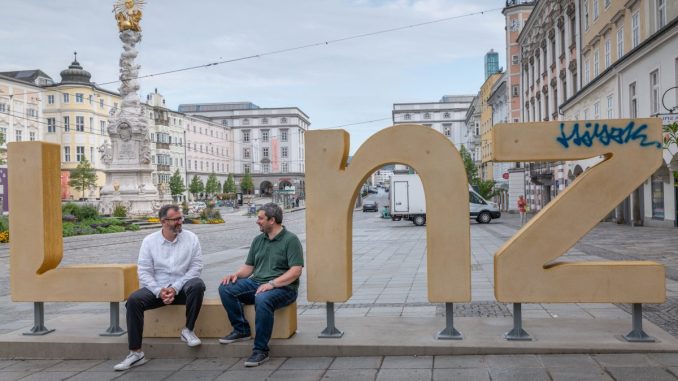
[114,204,205,371]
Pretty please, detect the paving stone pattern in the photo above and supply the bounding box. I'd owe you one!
[2,354,678,380]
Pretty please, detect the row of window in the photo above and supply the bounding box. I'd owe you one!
[187,124,227,140]
[186,159,230,174]
[241,128,289,143]
[241,162,292,174]
[47,93,111,110]
[225,117,288,127]
[63,146,97,163]
[242,146,291,159]
[187,142,228,157]
[583,15,639,85]
[46,116,107,135]
[583,0,665,33]
[0,127,37,143]
[403,112,455,121]
[573,66,671,122]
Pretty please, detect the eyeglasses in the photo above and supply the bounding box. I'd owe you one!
[163,216,185,222]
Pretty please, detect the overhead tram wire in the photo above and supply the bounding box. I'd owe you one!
[15,6,503,98]
[3,109,428,163]
[2,107,398,152]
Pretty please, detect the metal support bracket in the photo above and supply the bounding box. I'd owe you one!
[318,302,343,338]
[100,302,127,336]
[504,303,532,341]
[436,303,463,340]
[24,302,55,336]
[623,303,655,342]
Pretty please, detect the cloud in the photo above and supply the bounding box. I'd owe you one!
[1,0,506,153]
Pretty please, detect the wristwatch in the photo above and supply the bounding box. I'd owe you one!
[268,280,277,288]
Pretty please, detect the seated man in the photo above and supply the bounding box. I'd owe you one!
[114,204,205,371]
[218,203,304,367]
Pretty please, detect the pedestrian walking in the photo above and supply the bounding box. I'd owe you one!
[218,203,304,367]
[517,195,527,226]
[114,204,206,371]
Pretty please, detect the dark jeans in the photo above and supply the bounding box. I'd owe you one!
[125,277,206,350]
[218,278,297,352]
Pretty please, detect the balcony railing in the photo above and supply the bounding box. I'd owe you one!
[156,164,170,172]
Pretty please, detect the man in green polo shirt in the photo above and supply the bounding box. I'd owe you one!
[218,203,303,367]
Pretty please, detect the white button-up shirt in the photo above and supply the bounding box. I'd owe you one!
[137,229,203,297]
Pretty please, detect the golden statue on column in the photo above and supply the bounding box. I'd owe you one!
[114,0,144,32]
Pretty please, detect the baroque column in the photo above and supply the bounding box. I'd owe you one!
[100,0,169,215]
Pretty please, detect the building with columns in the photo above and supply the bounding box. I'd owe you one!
[179,102,308,197]
[518,0,581,211]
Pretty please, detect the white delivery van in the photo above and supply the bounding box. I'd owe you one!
[389,174,501,226]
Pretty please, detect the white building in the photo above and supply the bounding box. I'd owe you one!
[464,95,482,164]
[392,95,475,152]
[0,70,52,211]
[179,102,308,196]
[0,70,50,146]
[487,72,513,186]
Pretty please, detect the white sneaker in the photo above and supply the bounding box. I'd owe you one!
[113,351,147,371]
[180,327,201,347]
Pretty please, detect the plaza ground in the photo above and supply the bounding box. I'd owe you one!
[0,191,677,379]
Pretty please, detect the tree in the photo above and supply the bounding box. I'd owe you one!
[459,145,478,184]
[169,169,186,199]
[189,175,204,199]
[68,158,98,199]
[205,172,219,196]
[474,178,500,200]
[217,180,222,195]
[240,172,254,194]
[223,173,236,194]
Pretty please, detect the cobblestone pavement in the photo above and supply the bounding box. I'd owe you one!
[1,353,677,380]
[1,194,678,333]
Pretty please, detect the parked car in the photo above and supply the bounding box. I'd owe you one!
[362,201,379,212]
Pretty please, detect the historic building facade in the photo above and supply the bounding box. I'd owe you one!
[0,70,53,211]
[392,95,474,150]
[479,73,502,181]
[179,102,308,196]
[561,0,678,227]
[518,0,581,211]
[40,57,121,200]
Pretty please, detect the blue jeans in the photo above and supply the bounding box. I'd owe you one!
[218,278,297,352]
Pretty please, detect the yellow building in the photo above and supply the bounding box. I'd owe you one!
[479,72,502,181]
[42,57,121,200]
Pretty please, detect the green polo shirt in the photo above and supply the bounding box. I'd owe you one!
[246,227,304,291]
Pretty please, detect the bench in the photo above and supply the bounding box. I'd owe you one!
[144,299,297,338]
[8,142,139,336]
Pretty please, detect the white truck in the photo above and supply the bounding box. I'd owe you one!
[389,174,501,226]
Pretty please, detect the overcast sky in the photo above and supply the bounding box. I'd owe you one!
[2,0,506,153]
